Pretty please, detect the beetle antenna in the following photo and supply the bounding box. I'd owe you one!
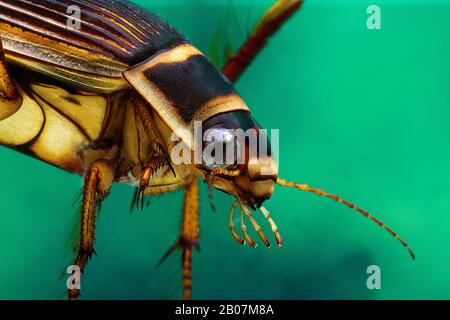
[276,178,415,260]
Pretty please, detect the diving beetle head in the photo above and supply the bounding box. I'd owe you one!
[123,42,284,246]
[123,43,277,207]
[199,111,278,208]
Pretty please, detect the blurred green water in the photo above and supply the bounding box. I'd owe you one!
[0,0,449,299]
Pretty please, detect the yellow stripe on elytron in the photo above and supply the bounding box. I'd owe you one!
[133,43,203,70]
[7,53,127,94]
[195,94,249,123]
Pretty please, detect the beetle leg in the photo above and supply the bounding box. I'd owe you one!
[157,176,199,300]
[259,206,283,247]
[131,157,172,210]
[143,181,185,196]
[241,204,271,248]
[136,165,153,211]
[222,0,303,83]
[132,92,175,176]
[239,207,257,248]
[0,39,22,120]
[133,158,164,210]
[228,200,245,245]
[68,160,115,300]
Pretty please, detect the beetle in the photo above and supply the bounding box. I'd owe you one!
[0,0,414,299]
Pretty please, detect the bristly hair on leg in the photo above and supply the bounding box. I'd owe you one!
[205,173,216,212]
[130,185,151,213]
[130,187,140,213]
[48,188,84,300]
[208,0,243,69]
[67,189,83,259]
[223,0,303,82]
[276,178,415,260]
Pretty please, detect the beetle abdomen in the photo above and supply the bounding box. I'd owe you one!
[0,0,186,92]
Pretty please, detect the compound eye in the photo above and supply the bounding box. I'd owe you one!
[202,127,241,170]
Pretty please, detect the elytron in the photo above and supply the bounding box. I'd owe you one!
[0,0,414,299]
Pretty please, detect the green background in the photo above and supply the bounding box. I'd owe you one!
[0,0,449,299]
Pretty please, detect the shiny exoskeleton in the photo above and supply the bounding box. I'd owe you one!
[0,0,414,300]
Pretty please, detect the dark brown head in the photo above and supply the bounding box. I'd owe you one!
[198,111,278,208]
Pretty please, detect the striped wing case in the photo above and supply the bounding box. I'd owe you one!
[0,0,185,92]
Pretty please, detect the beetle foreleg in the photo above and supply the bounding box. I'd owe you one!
[222,0,303,83]
[241,204,271,248]
[157,176,199,300]
[0,39,23,120]
[132,93,175,176]
[239,207,257,248]
[68,160,115,300]
[259,206,283,247]
[131,167,186,211]
[228,200,245,245]
[132,159,165,211]
[143,182,185,196]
